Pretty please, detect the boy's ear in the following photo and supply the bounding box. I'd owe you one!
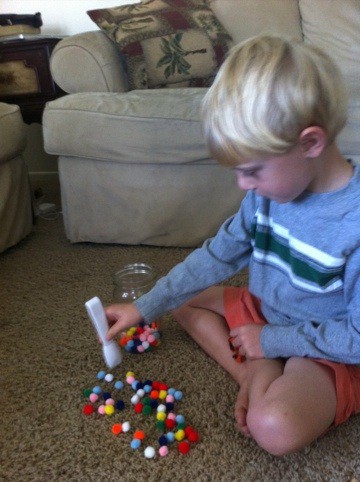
[299,126,327,158]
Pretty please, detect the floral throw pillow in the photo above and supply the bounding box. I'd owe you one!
[87,0,233,90]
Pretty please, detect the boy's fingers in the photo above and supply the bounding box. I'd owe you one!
[106,323,120,341]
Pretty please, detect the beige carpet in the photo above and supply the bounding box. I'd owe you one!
[1,184,359,482]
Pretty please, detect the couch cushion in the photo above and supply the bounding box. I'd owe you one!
[0,103,27,164]
[299,0,360,156]
[87,0,232,90]
[209,0,302,44]
[43,88,214,164]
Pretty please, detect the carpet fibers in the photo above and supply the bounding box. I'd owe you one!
[1,192,359,481]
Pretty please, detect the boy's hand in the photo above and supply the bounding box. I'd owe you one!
[105,303,142,340]
[229,324,264,359]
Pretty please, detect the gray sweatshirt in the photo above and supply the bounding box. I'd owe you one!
[135,163,360,364]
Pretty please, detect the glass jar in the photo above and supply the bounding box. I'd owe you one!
[112,262,157,303]
[112,263,161,354]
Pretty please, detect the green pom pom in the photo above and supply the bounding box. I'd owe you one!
[156,421,166,431]
[142,405,152,416]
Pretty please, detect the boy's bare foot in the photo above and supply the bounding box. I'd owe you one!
[235,378,251,437]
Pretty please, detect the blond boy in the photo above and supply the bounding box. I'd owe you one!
[105,36,360,455]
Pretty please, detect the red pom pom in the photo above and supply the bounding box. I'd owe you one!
[165,419,176,430]
[152,381,161,390]
[134,403,144,413]
[178,441,190,454]
[188,431,199,443]
[83,404,94,415]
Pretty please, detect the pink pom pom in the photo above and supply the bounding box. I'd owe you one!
[147,334,156,343]
[105,398,115,405]
[137,345,145,353]
[98,405,106,415]
[159,446,169,457]
[89,393,99,403]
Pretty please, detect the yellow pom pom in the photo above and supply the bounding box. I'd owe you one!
[156,412,166,421]
[105,405,115,416]
[158,390,167,400]
[126,371,135,378]
[175,429,185,441]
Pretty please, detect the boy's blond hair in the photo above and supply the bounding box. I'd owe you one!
[202,35,348,165]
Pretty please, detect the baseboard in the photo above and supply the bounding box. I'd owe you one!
[29,172,59,183]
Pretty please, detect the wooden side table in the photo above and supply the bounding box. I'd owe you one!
[0,35,65,123]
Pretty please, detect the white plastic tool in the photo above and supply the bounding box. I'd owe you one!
[85,296,122,369]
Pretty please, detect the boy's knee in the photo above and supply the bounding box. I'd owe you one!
[171,304,196,328]
[247,402,302,457]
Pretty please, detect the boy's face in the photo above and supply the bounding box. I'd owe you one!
[233,145,317,203]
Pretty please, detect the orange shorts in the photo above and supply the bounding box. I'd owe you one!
[224,286,360,427]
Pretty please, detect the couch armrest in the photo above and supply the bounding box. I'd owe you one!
[50,31,129,94]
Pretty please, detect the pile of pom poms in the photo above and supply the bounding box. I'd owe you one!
[119,321,161,354]
[82,370,126,416]
[81,370,200,458]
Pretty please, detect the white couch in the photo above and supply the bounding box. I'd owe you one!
[43,0,360,247]
[0,103,33,253]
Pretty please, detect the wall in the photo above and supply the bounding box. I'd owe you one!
[0,0,138,177]
[0,0,138,35]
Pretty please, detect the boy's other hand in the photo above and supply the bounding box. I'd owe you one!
[229,324,264,359]
[105,303,142,340]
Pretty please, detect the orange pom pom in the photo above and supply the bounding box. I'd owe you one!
[112,423,122,435]
[134,430,146,440]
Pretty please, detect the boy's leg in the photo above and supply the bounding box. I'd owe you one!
[173,287,338,455]
[172,286,275,437]
[245,357,337,456]
[172,286,247,385]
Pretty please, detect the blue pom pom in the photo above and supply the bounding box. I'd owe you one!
[176,414,185,424]
[150,399,159,409]
[115,400,125,410]
[103,391,111,400]
[97,371,106,380]
[130,439,141,450]
[165,402,174,412]
[158,435,168,446]
[166,432,175,443]
[131,381,139,390]
[93,386,102,394]
[114,381,124,390]
[174,390,183,401]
